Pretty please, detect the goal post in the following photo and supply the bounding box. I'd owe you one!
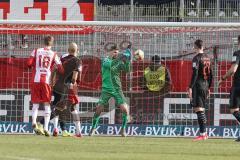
[0,20,239,137]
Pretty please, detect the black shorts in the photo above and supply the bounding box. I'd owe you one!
[52,82,69,106]
[192,83,208,108]
[53,82,68,95]
[230,86,240,109]
[52,91,64,106]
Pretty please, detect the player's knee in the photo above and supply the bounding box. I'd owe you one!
[54,108,62,116]
[32,104,39,111]
[230,108,239,114]
[71,109,80,121]
[95,105,103,115]
[194,107,204,113]
[70,105,76,112]
[43,102,50,106]
[50,112,56,120]
[120,103,129,114]
[44,106,51,115]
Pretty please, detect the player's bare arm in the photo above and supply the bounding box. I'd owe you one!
[218,63,238,86]
[71,71,78,84]
[50,68,57,87]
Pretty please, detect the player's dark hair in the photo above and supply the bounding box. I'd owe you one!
[194,39,203,49]
[44,35,54,46]
[238,35,240,44]
[151,55,160,63]
[109,44,118,51]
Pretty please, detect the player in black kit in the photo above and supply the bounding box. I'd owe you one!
[39,42,82,137]
[219,35,240,142]
[188,39,213,141]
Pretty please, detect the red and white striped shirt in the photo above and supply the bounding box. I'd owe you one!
[28,48,62,84]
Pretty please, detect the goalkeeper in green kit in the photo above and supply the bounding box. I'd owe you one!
[89,42,131,137]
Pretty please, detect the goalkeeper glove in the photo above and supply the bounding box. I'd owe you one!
[121,48,131,61]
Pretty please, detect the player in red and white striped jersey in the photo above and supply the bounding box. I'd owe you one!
[27,35,63,136]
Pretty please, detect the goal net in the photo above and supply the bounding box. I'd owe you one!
[0,20,239,137]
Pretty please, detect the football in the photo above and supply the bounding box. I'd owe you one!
[134,49,144,61]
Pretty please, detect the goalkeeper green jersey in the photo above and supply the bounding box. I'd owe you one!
[101,56,130,93]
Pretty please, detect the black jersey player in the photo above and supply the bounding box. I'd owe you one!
[219,35,240,142]
[39,42,82,137]
[188,39,213,141]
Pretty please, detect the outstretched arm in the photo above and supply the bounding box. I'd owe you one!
[27,49,37,68]
[218,63,238,86]
[120,49,131,73]
[54,54,64,74]
[219,52,239,86]
[50,68,57,87]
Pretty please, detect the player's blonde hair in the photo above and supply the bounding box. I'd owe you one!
[68,42,78,55]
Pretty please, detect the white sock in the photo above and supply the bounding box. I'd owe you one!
[32,104,39,125]
[200,132,207,136]
[53,116,59,130]
[74,121,81,135]
[71,110,81,135]
[44,105,51,131]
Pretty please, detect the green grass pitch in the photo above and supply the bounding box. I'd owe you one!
[0,135,239,160]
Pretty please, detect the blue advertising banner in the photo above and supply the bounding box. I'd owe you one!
[0,122,239,138]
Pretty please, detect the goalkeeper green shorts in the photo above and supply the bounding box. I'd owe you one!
[98,91,126,106]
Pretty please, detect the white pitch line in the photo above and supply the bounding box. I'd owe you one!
[0,156,41,160]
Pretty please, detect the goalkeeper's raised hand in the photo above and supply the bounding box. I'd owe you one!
[121,48,131,62]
